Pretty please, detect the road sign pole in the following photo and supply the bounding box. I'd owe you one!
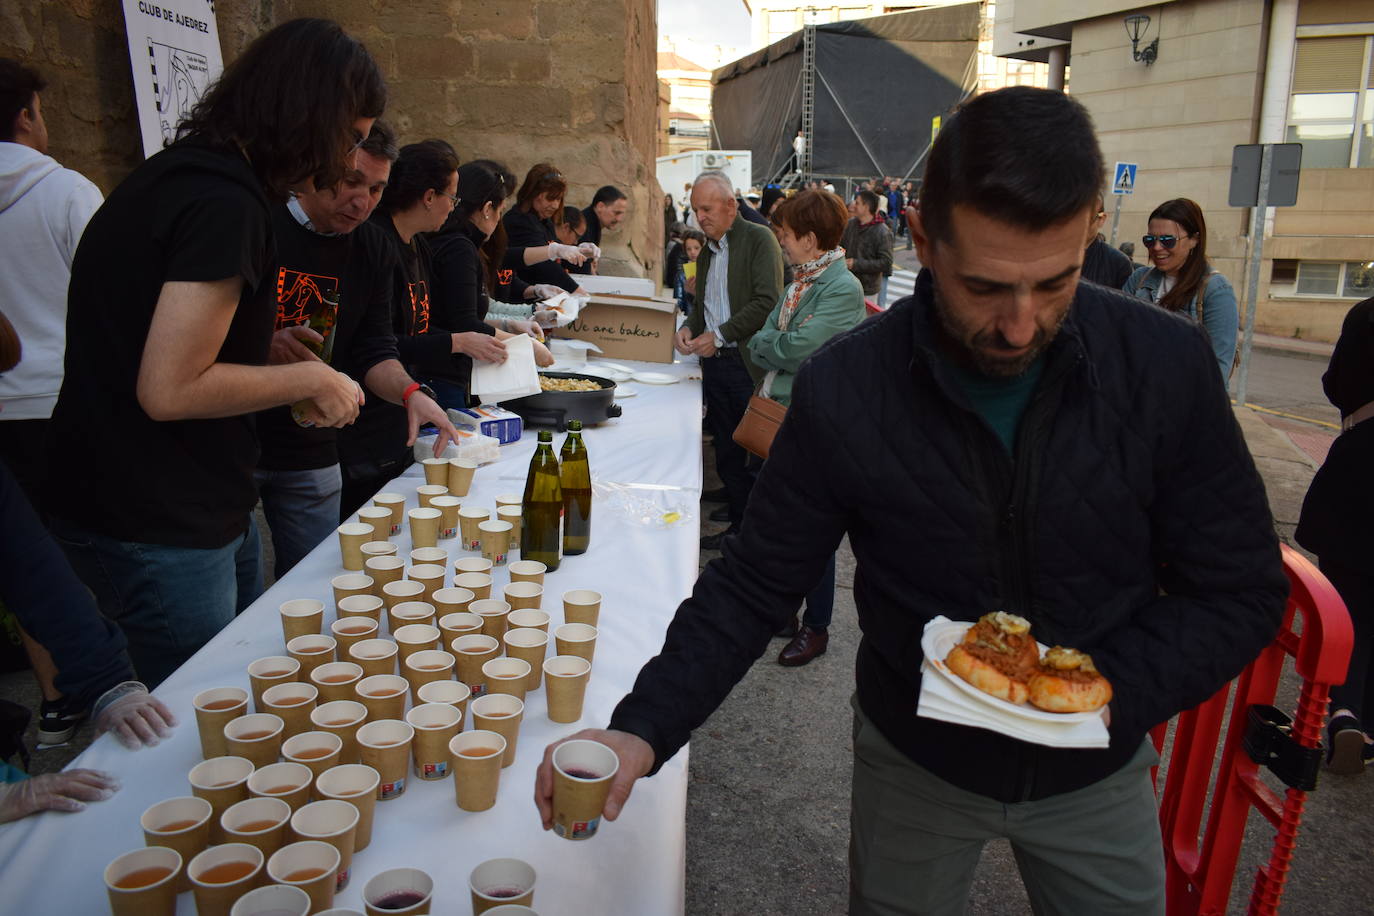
[1233,144,1271,406]
[1109,193,1124,247]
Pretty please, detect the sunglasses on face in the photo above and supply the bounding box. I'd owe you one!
[1142,235,1181,250]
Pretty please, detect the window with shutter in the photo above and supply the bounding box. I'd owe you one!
[1287,35,1374,168]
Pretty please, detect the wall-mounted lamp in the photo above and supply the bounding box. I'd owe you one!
[1124,14,1158,65]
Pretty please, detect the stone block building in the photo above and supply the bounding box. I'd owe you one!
[2,0,663,279]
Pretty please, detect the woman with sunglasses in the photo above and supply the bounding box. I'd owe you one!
[502,163,590,296]
[1122,198,1238,380]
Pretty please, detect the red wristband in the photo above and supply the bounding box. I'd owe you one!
[402,382,422,406]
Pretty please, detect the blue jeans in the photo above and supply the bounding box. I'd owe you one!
[254,465,342,580]
[701,348,758,528]
[50,519,263,688]
[803,554,838,629]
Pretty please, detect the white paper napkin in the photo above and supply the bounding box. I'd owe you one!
[471,332,540,401]
[917,616,1111,749]
[539,291,583,327]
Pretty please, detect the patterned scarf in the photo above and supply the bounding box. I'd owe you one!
[779,247,846,330]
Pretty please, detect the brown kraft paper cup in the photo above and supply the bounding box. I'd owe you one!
[404,649,456,699]
[220,795,292,860]
[421,457,449,487]
[409,507,442,549]
[311,661,365,703]
[194,686,249,759]
[439,611,483,643]
[468,857,536,915]
[382,580,426,628]
[432,586,475,616]
[452,634,501,698]
[432,495,462,540]
[553,622,598,664]
[331,573,375,609]
[453,556,493,575]
[140,795,212,892]
[261,682,319,739]
[478,519,512,566]
[407,563,446,601]
[406,702,463,781]
[310,700,368,766]
[391,601,438,632]
[337,593,385,623]
[373,492,406,535]
[447,458,477,497]
[188,755,255,843]
[286,634,336,681]
[290,798,359,893]
[186,842,265,916]
[550,738,621,841]
[496,505,523,551]
[453,571,492,600]
[506,608,550,633]
[364,867,434,916]
[228,884,311,916]
[356,506,393,543]
[503,627,549,691]
[356,719,415,801]
[360,540,397,561]
[337,523,373,571]
[416,483,448,508]
[247,761,314,813]
[281,730,344,790]
[279,599,324,644]
[561,589,602,626]
[393,624,441,664]
[410,546,448,566]
[331,616,380,657]
[449,730,506,812]
[543,656,592,724]
[364,556,405,597]
[315,763,381,852]
[223,714,285,769]
[458,506,490,551]
[469,693,524,768]
[416,679,471,724]
[480,657,531,703]
[356,674,409,722]
[502,582,542,611]
[470,598,511,640]
[266,841,340,915]
[104,846,181,916]
[247,657,299,714]
[348,638,399,678]
[506,559,545,585]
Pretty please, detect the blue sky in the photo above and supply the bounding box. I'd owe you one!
[658,0,752,47]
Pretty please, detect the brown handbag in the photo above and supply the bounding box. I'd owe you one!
[732,385,787,459]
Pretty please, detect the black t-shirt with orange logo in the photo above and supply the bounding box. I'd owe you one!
[256,208,400,471]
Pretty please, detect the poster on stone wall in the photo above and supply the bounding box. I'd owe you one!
[120,0,224,158]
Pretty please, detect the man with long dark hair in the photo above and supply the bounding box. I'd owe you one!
[44,19,388,687]
[538,87,1286,913]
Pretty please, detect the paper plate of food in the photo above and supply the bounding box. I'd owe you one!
[921,613,1111,724]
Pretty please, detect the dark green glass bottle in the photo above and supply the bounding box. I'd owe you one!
[521,430,563,571]
[559,420,592,555]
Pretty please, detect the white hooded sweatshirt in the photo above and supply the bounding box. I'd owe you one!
[0,142,102,419]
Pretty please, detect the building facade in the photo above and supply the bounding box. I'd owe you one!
[997,0,1374,341]
[657,51,714,156]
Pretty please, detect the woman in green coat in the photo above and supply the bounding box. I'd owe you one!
[749,189,865,667]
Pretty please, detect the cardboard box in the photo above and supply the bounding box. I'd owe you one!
[576,274,657,298]
[447,405,524,444]
[554,293,678,364]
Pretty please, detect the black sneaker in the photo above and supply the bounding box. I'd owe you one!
[37,696,86,745]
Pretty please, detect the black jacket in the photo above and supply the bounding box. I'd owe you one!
[1082,237,1134,290]
[1296,297,1374,570]
[429,220,500,391]
[611,270,1287,802]
[501,207,579,293]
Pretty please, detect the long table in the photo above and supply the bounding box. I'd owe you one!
[0,358,703,915]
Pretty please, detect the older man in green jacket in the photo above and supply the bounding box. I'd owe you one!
[675,170,784,550]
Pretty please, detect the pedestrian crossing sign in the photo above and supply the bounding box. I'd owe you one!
[1112,162,1138,195]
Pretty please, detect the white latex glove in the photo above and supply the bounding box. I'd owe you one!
[532,309,561,329]
[578,242,601,260]
[505,318,545,340]
[93,681,177,749]
[548,243,586,266]
[0,770,119,823]
[526,283,565,301]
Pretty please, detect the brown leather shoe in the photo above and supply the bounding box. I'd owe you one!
[778,626,828,667]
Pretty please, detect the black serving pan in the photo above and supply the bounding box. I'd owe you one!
[499,372,623,431]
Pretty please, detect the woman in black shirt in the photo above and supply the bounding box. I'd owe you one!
[501,163,589,294]
[430,159,555,404]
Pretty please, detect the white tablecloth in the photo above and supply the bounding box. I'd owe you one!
[0,358,703,915]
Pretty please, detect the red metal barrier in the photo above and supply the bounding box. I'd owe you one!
[1152,544,1353,915]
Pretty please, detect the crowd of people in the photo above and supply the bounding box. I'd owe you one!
[0,17,1365,914]
[0,20,629,816]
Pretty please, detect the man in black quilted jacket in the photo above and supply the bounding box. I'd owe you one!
[537,87,1287,914]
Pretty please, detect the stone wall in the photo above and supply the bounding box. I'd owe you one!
[4,0,662,279]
